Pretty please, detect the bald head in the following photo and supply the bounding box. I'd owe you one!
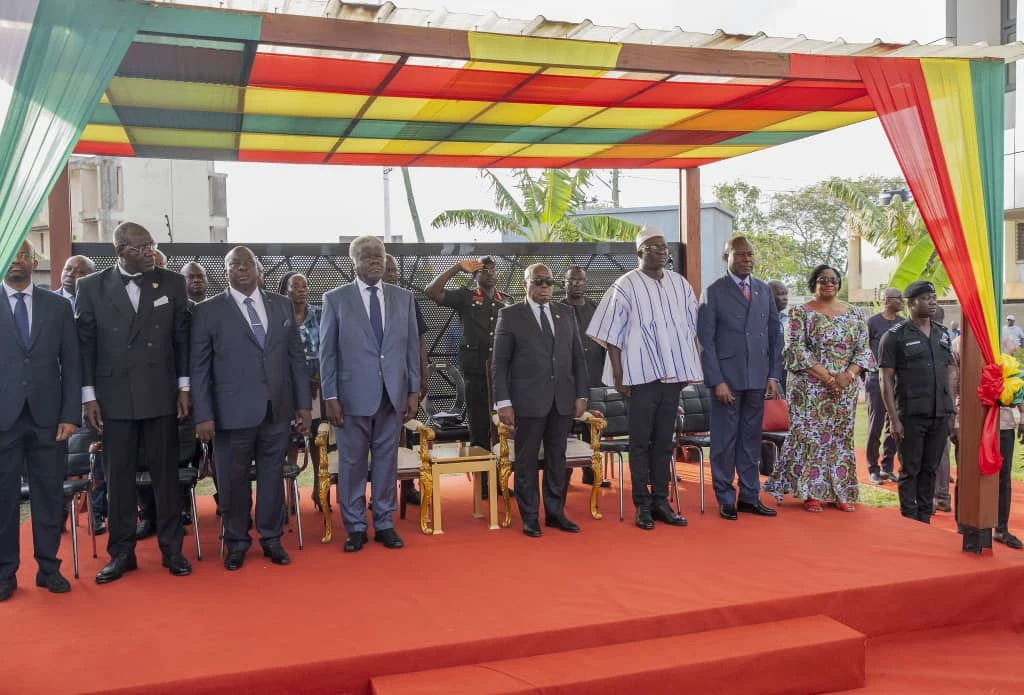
[5,240,37,290]
[180,261,208,302]
[766,280,788,312]
[113,222,156,273]
[61,254,96,295]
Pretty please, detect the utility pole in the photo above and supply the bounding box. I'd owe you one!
[611,169,620,207]
[382,167,392,242]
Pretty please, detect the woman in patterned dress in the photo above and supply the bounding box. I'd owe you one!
[764,265,875,512]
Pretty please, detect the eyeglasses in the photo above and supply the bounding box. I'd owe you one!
[530,277,556,287]
[815,276,841,285]
[641,243,669,252]
[124,242,157,255]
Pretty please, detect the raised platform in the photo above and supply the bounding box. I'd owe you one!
[5,465,1024,694]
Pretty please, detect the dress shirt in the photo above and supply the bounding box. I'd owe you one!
[54,286,75,306]
[229,286,268,335]
[117,263,143,312]
[3,281,33,333]
[525,296,556,337]
[727,270,749,295]
[355,276,386,331]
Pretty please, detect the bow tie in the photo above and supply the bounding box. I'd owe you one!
[121,274,143,286]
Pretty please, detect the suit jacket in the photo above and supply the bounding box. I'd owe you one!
[0,287,81,430]
[75,266,190,420]
[319,281,420,417]
[697,275,781,391]
[190,290,311,430]
[491,301,588,418]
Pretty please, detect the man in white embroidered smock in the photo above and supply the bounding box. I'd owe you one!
[587,225,703,531]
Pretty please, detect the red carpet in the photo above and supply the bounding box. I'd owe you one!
[6,463,1024,694]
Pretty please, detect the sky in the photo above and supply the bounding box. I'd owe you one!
[219,0,946,243]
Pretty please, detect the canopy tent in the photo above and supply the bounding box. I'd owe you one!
[0,0,1017,537]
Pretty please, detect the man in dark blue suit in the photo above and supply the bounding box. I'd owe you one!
[0,241,81,601]
[191,246,311,571]
[697,237,782,521]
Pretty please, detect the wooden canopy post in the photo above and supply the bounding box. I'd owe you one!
[47,164,71,289]
[956,320,999,553]
[679,168,701,288]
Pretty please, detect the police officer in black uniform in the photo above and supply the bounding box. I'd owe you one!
[425,256,510,498]
[878,280,956,523]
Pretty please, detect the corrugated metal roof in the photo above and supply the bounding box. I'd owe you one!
[163,0,1024,62]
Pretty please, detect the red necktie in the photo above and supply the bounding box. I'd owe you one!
[740,280,750,301]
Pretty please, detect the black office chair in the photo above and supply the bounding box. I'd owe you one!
[675,384,710,514]
[21,427,100,579]
[422,362,470,443]
[135,418,203,560]
[588,387,631,521]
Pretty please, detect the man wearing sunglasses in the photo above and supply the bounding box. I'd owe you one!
[492,264,589,537]
[588,225,701,530]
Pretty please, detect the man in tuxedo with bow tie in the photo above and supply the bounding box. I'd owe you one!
[190,246,311,570]
[76,222,193,583]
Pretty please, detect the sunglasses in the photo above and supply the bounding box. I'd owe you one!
[530,277,556,287]
[815,276,840,285]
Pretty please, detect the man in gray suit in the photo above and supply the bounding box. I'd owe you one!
[0,241,81,601]
[697,236,782,521]
[320,236,420,553]
[492,263,589,537]
[191,246,311,570]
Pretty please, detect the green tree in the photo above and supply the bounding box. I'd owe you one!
[431,168,639,242]
[713,181,800,286]
[713,180,768,235]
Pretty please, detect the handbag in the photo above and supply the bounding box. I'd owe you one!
[762,397,790,432]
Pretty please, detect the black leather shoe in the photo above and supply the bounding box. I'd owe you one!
[95,553,138,584]
[224,550,246,571]
[522,520,542,537]
[344,531,368,553]
[135,519,155,540]
[181,509,193,526]
[635,507,654,530]
[719,504,738,521]
[737,500,777,517]
[545,515,581,533]
[262,544,291,565]
[933,499,952,513]
[36,571,71,594]
[995,531,1024,549]
[92,517,107,536]
[401,480,421,506]
[0,579,15,602]
[374,528,404,549]
[652,503,688,526]
[161,553,192,576]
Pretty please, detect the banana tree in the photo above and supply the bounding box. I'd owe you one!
[431,168,639,242]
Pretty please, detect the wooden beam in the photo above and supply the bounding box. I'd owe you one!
[47,165,71,290]
[617,44,790,79]
[680,168,701,289]
[956,320,999,553]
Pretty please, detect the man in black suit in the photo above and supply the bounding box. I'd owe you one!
[0,241,81,601]
[492,263,589,537]
[76,222,193,583]
[191,246,311,570]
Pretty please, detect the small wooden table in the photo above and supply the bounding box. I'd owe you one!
[421,443,499,535]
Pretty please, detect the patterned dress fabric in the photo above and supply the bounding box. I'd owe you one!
[764,305,875,504]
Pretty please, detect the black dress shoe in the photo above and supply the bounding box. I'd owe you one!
[262,544,291,565]
[95,553,138,584]
[635,507,654,530]
[224,550,246,571]
[344,531,368,553]
[181,509,193,526]
[995,531,1024,549]
[522,520,542,537]
[135,519,155,540]
[652,503,688,527]
[92,517,107,536]
[374,528,405,549]
[737,500,778,517]
[401,480,421,506]
[719,504,738,521]
[35,571,71,594]
[0,579,15,602]
[545,515,581,533]
[162,553,192,576]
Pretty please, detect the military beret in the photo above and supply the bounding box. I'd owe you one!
[904,280,936,300]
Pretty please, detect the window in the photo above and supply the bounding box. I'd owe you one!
[1016,222,1024,263]
[1003,0,1017,92]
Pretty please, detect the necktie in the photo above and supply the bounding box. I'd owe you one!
[244,297,267,348]
[121,274,142,286]
[740,279,750,301]
[368,285,384,346]
[13,292,30,346]
[539,303,554,345]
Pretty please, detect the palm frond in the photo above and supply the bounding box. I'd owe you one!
[573,214,641,242]
[430,208,522,236]
[479,170,528,226]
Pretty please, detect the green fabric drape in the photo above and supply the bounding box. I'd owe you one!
[971,60,1006,317]
[0,0,149,270]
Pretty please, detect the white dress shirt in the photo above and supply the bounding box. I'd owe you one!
[229,285,268,335]
[117,263,143,312]
[495,299,558,410]
[355,276,386,330]
[3,281,33,333]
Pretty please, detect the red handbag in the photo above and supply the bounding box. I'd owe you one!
[762,398,790,432]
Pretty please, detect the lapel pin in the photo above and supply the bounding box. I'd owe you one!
[555,314,560,319]
[152,282,159,289]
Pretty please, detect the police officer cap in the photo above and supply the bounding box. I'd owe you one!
[904,280,936,300]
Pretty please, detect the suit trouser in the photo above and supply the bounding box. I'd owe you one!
[0,407,65,581]
[513,408,572,523]
[710,389,764,507]
[337,394,401,533]
[464,371,491,450]
[628,381,683,509]
[896,415,947,523]
[998,428,1015,533]
[213,406,290,552]
[865,375,897,475]
[104,416,183,558]
[933,440,952,505]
